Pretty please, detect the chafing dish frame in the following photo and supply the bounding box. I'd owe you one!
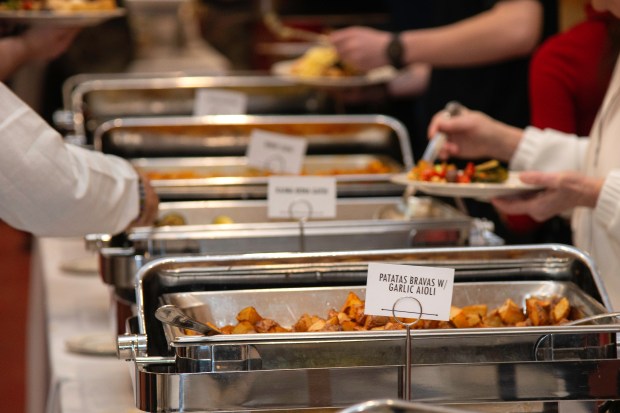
[62,74,322,139]
[92,114,413,199]
[88,196,472,292]
[118,244,620,412]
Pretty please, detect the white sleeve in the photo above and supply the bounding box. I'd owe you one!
[0,82,139,237]
[509,126,589,172]
[595,170,620,244]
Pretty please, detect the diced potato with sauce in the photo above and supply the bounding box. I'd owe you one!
[231,321,256,334]
[450,304,487,328]
[498,298,526,325]
[552,297,571,324]
[526,297,552,326]
[236,306,263,325]
[482,309,504,327]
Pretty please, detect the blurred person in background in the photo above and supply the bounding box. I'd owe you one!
[530,2,619,136]
[426,0,620,309]
[329,0,557,157]
[328,0,558,244]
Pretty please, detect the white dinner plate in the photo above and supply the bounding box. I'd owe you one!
[271,59,397,88]
[390,171,543,201]
[0,8,125,26]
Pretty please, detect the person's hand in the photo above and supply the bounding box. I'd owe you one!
[20,26,81,62]
[328,26,392,72]
[491,171,604,222]
[129,174,159,228]
[427,106,523,162]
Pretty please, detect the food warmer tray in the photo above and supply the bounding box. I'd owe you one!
[118,244,620,412]
[92,114,413,199]
[87,196,471,294]
[57,73,322,142]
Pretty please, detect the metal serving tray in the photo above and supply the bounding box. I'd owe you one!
[59,74,321,140]
[93,114,413,199]
[91,196,471,293]
[160,281,607,348]
[118,245,620,412]
[130,154,403,199]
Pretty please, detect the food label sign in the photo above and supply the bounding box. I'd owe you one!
[247,129,307,175]
[365,262,455,321]
[267,176,336,219]
[194,89,248,115]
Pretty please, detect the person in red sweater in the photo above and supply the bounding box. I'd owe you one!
[530,4,617,136]
[506,4,620,239]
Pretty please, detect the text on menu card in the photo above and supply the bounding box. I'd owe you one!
[365,262,455,321]
[194,89,248,116]
[267,176,336,219]
[246,129,307,175]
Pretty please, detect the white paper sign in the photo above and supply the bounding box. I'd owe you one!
[246,129,307,174]
[194,89,248,115]
[365,262,455,321]
[267,176,336,219]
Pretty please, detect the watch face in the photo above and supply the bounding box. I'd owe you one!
[387,34,404,69]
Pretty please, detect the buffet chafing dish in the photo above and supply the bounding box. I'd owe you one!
[118,244,620,412]
[89,196,471,295]
[93,114,413,199]
[58,73,322,142]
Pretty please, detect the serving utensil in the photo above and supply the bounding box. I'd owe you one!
[155,304,221,336]
[421,101,462,164]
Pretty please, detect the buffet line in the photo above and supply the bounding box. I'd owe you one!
[51,72,620,413]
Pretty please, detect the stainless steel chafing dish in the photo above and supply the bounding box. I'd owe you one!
[89,196,471,294]
[118,245,620,413]
[93,114,413,199]
[57,73,322,142]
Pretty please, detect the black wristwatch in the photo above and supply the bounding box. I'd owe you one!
[386,32,405,69]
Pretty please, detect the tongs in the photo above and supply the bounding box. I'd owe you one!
[420,101,463,164]
[155,304,221,336]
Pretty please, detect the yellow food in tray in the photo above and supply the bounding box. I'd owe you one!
[185,291,584,336]
[143,159,394,180]
[291,45,359,78]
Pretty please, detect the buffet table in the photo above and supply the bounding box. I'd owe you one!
[29,237,137,413]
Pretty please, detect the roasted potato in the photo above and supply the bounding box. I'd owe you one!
[498,298,527,325]
[236,306,263,325]
[210,292,583,335]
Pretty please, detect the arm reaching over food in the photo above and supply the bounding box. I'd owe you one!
[0,82,159,236]
[427,106,524,163]
[328,1,543,72]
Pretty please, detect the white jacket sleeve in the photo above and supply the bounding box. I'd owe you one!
[510,126,589,172]
[595,170,620,244]
[0,83,139,236]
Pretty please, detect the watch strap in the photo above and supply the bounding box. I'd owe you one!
[386,32,405,69]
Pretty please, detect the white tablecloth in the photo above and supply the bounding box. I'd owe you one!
[28,237,138,413]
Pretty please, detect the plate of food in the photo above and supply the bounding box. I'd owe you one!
[0,0,124,26]
[271,45,398,88]
[391,160,543,201]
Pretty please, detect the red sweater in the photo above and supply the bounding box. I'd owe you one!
[529,6,614,136]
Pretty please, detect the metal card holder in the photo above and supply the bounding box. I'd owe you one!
[391,296,423,401]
